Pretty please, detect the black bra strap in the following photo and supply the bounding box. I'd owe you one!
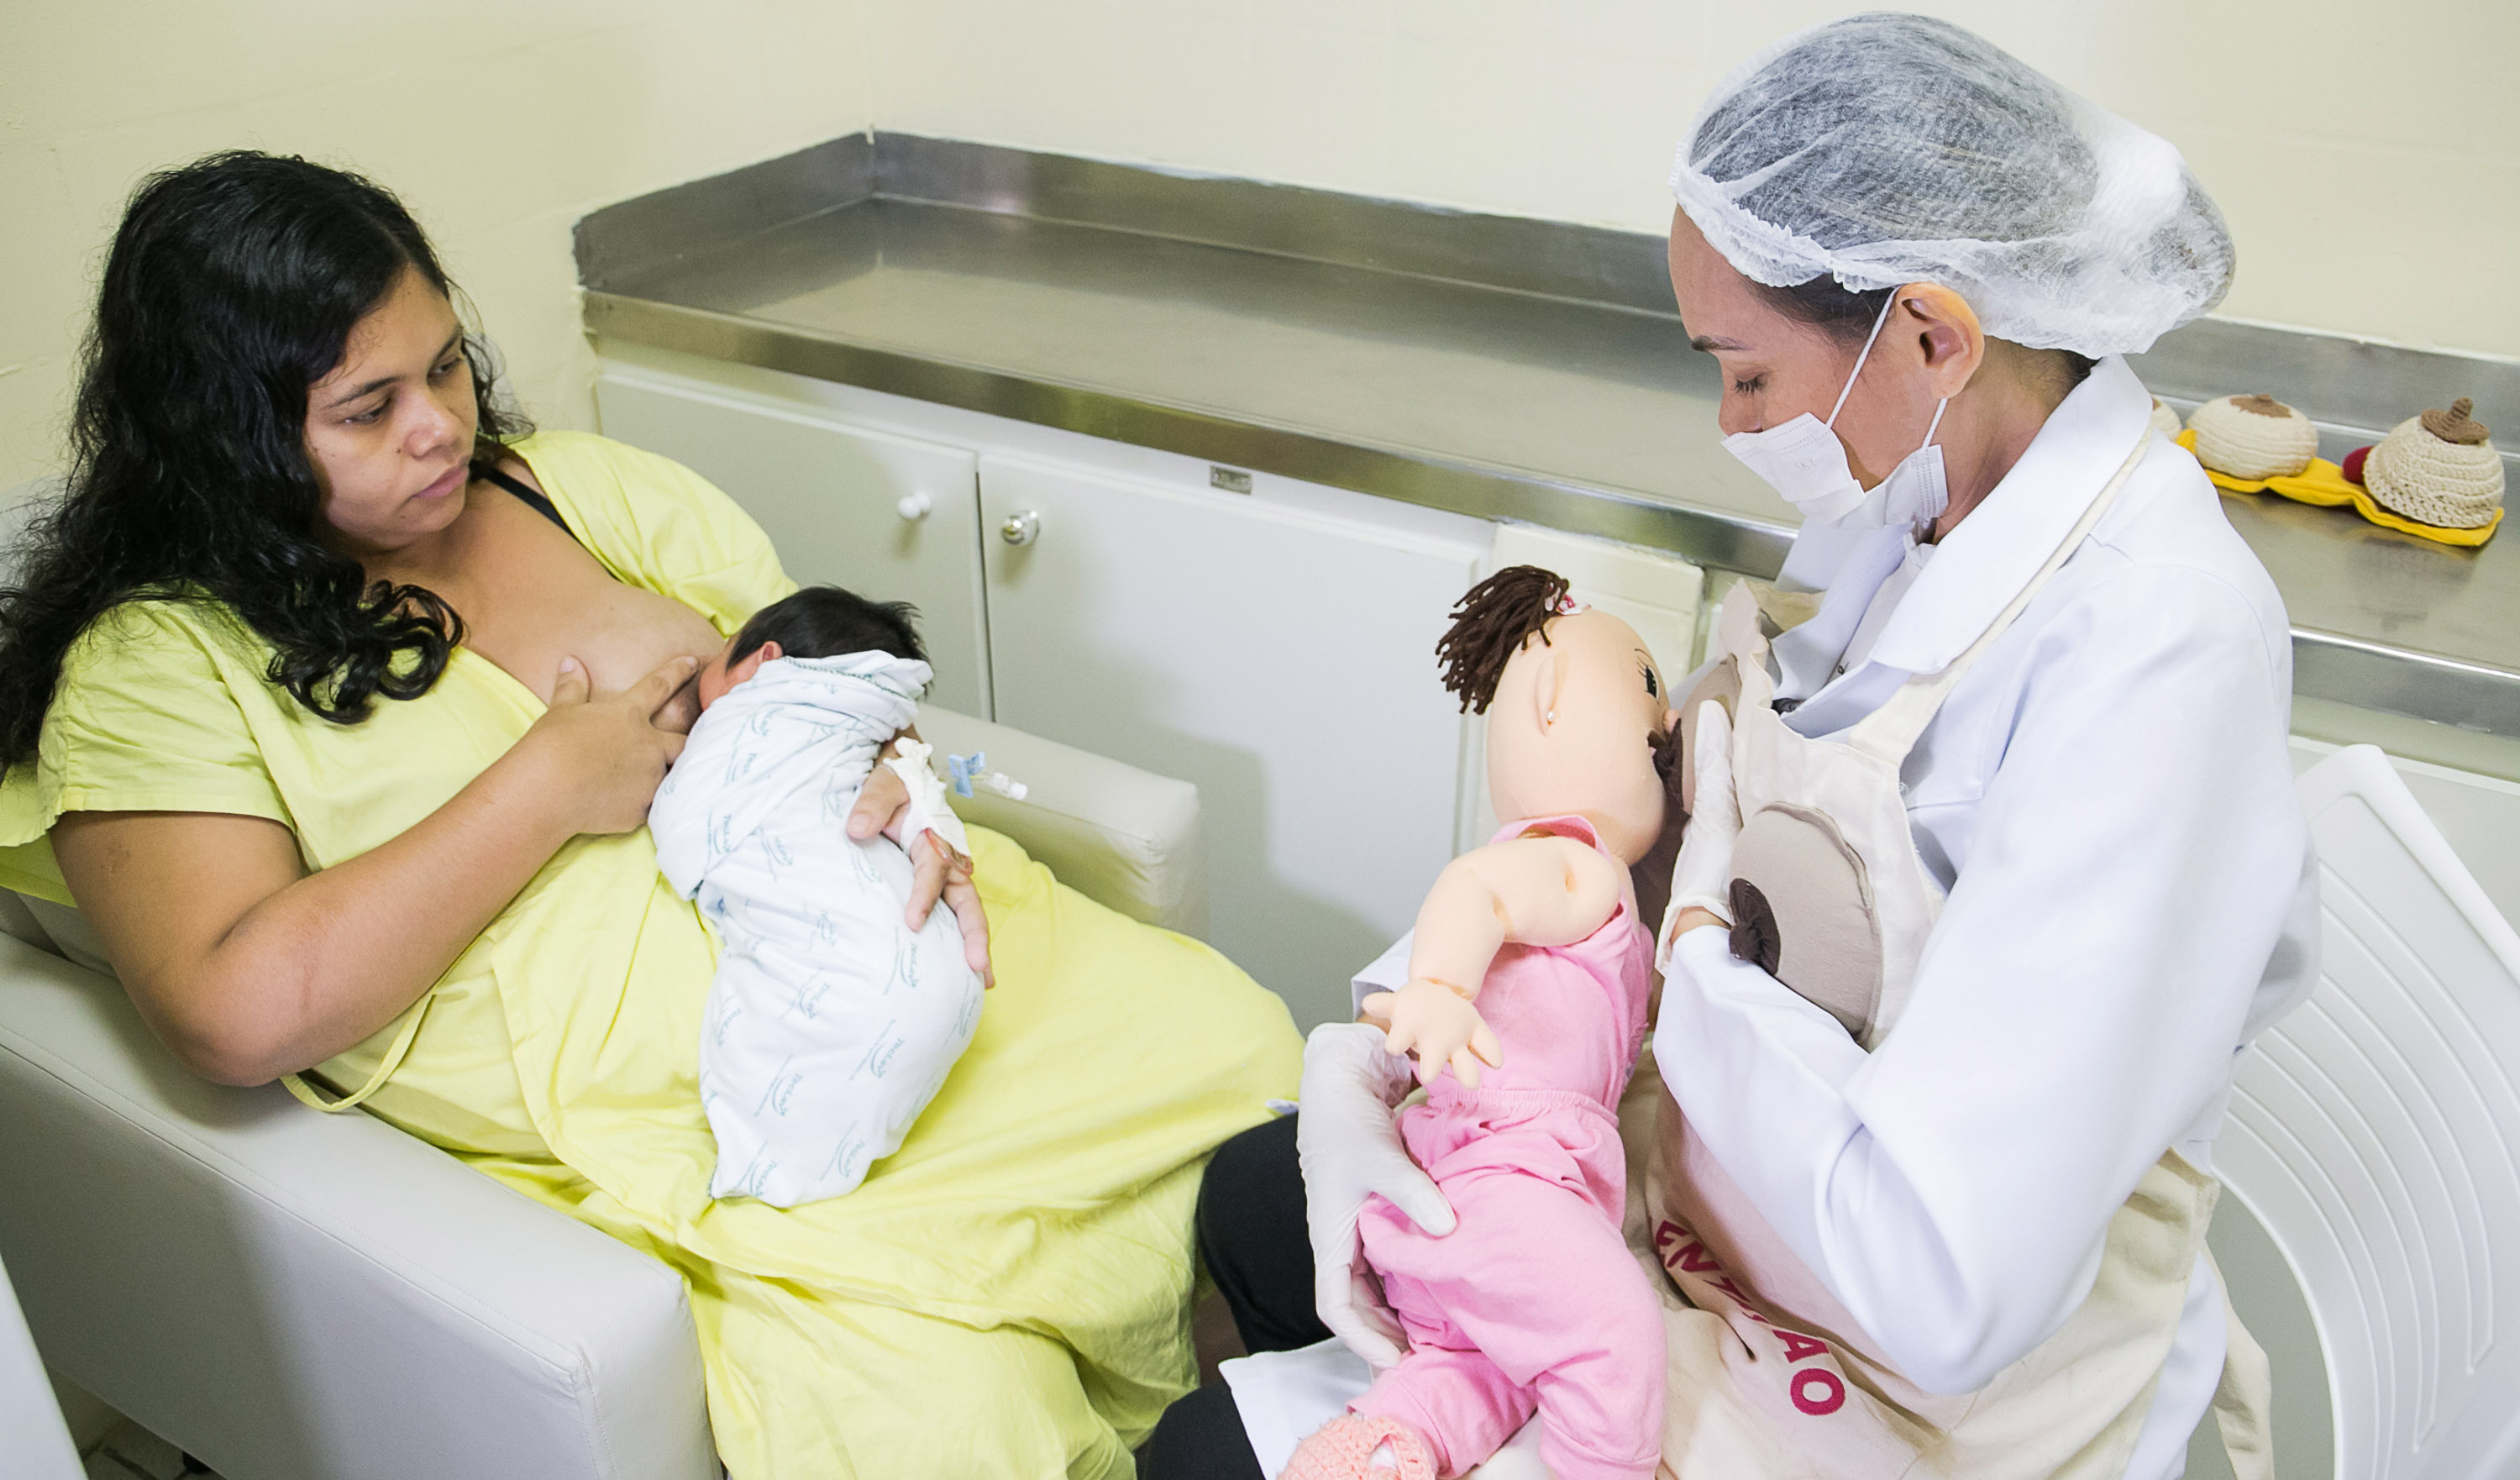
[476,462,578,544]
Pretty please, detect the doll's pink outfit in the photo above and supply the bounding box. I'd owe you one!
[1351,815,1663,1480]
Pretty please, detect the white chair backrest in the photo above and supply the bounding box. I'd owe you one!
[2215,744,2520,1480]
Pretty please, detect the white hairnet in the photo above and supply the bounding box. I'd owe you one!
[1669,13,2233,357]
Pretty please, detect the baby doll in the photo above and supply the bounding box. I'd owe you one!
[648,585,984,1208]
[1285,566,1674,1480]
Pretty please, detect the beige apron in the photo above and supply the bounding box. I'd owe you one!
[1638,432,2275,1480]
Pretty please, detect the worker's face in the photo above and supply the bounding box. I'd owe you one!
[303,265,479,559]
[1667,208,1945,492]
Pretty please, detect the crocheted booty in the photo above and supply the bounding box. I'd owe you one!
[1281,1413,1441,1480]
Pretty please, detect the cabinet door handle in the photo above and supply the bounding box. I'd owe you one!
[895,491,933,522]
[999,511,1040,546]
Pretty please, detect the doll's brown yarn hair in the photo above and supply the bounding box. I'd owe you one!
[1436,564,1571,714]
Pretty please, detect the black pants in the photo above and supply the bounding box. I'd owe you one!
[1142,1114,1322,1480]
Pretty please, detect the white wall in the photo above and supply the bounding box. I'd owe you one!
[8,0,2512,495]
[0,0,871,491]
[870,0,2520,362]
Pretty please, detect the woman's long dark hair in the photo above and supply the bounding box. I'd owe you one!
[0,151,528,769]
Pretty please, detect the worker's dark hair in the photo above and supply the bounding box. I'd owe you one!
[1435,564,1571,715]
[1755,276,2095,384]
[731,585,927,670]
[0,150,528,767]
[1756,278,1895,342]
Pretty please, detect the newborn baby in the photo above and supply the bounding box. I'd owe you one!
[648,585,984,1207]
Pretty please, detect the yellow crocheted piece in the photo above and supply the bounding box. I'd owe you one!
[2176,429,2500,548]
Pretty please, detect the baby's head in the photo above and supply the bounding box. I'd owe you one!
[1436,566,1677,863]
[696,585,929,710]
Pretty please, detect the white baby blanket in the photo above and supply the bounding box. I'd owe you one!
[649,652,984,1207]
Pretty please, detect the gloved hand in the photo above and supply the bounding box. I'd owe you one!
[1297,1021,1457,1370]
[1367,979,1504,1089]
[1658,700,1740,971]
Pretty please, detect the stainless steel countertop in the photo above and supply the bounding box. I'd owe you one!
[582,135,2520,737]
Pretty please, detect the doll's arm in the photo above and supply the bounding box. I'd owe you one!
[1413,834,1626,986]
[1367,835,1626,1088]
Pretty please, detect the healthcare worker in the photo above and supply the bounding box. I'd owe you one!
[1146,14,2316,1480]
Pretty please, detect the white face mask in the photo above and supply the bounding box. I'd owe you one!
[1721,294,1950,533]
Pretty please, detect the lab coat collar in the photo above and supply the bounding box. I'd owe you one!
[1770,527,1910,703]
[1854,355,2151,679]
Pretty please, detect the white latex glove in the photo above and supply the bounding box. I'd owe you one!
[1297,1021,1457,1370]
[1658,700,1740,971]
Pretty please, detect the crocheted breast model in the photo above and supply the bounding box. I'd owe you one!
[2362,397,2506,530]
[2147,397,2183,440]
[2187,394,2319,480]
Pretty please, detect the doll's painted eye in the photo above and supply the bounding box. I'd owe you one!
[1641,663,1660,698]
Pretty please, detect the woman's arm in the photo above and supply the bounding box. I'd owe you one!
[1654,567,2313,1393]
[52,654,696,1085]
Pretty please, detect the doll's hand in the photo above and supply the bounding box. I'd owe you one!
[1364,979,1504,1090]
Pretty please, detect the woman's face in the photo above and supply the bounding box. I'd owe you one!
[1666,208,1943,491]
[303,264,478,559]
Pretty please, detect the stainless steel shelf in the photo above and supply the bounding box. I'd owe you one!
[580,133,2520,739]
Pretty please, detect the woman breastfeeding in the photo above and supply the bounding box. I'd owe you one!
[0,150,1300,1478]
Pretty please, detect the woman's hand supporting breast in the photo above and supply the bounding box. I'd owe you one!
[53,654,699,1088]
[512,654,695,836]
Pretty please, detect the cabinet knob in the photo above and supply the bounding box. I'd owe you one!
[999,511,1040,547]
[895,491,933,522]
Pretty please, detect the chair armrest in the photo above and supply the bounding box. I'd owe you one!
[0,1250,80,1480]
[0,937,716,1480]
[917,706,1208,938]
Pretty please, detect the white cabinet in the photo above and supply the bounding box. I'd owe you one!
[979,454,1487,1023]
[594,372,992,716]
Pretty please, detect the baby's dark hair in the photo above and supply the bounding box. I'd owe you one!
[1435,565,1571,715]
[730,585,927,667]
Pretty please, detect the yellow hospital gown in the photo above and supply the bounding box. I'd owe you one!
[0,431,1303,1478]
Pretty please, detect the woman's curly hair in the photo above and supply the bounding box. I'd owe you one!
[0,151,528,769]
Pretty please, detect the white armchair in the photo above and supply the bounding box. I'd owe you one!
[0,706,1205,1480]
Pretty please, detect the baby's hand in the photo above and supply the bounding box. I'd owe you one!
[1362,979,1503,1089]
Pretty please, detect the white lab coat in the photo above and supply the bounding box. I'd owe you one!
[1651,354,2318,1475]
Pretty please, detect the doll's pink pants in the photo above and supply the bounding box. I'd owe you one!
[1355,1087,1664,1480]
